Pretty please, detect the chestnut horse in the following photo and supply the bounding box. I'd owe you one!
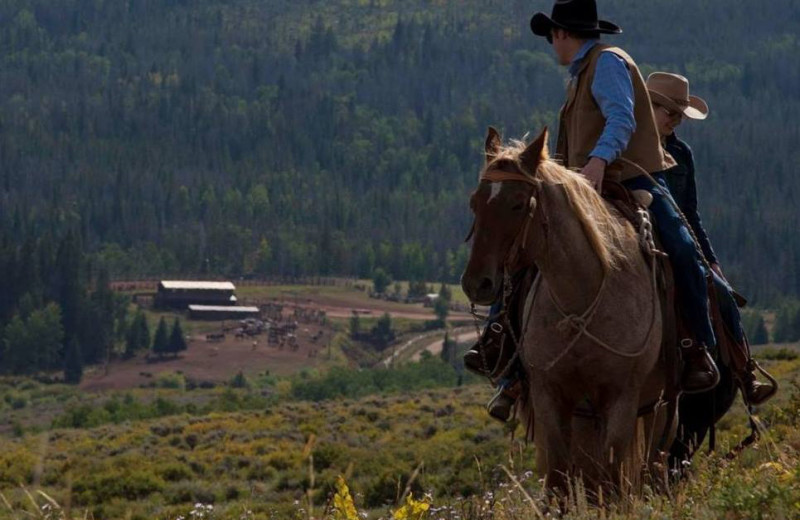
[462,127,676,495]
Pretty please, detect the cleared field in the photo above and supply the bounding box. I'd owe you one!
[93,282,477,392]
[79,326,329,393]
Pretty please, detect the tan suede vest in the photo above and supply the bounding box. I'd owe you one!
[556,43,674,181]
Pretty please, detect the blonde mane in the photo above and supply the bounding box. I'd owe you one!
[487,139,632,272]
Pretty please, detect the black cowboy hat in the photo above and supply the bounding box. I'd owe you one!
[530,0,622,38]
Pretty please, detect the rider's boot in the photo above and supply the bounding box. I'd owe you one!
[680,339,721,394]
[487,379,521,422]
[739,359,777,405]
[464,321,505,377]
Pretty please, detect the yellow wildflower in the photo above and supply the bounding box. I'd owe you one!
[331,475,360,520]
[392,493,431,520]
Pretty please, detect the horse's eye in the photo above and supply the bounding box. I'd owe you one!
[511,203,524,212]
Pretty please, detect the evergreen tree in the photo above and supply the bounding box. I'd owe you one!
[751,315,769,346]
[85,268,115,364]
[2,304,63,375]
[152,317,169,357]
[125,311,150,359]
[791,306,800,344]
[138,312,151,349]
[440,331,455,365]
[433,283,452,324]
[168,318,188,356]
[370,312,395,350]
[349,312,361,339]
[28,303,64,370]
[408,280,428,299]
[773,303,799,343]
[372,268,391,295]
[64,337,83,385]
[56,230,83,348]
[2,315,29,374]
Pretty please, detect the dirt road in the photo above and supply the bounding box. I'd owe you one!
[410,330,479,361]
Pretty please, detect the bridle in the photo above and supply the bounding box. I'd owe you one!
[464,168,543,380]
[476,169,543,268]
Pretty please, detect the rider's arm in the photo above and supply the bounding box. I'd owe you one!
[681,142,719,265]
[589,52,636,165]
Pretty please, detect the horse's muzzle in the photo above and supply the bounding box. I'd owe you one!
[461,272,500,306]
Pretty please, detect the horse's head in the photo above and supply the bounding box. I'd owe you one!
[461,127,549,305]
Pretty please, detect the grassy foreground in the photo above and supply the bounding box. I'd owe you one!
[0,357,798,520]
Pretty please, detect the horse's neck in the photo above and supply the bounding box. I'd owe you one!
[530,184,605,312]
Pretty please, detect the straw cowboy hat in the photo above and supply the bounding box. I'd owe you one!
[646,72,709,120]
[530,0,622,38]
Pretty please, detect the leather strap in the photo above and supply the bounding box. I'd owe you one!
[481,170,538,186]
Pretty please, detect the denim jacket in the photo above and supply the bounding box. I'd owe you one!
[661,133,718,265]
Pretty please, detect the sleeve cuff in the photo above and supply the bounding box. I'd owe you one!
[589,147,615,164]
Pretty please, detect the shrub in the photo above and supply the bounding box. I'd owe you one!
[73,470,165,505]
[230,371,251,389]
[52,404,112,429]
[754,348,798,361]
[163,482,217,505]
[155,372,186,390]
[157,462,194,482]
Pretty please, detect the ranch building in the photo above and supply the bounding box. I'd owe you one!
[155,280,237,309]
[188,305,260,321]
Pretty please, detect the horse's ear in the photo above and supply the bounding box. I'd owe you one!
[485,126,502,162]
[519,127,549,174]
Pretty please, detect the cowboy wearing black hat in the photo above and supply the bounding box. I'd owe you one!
[467,0,722,422]
[532,0,720,393]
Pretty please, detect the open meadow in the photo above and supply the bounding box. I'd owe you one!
[0,345,798,520]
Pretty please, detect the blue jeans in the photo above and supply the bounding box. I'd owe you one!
[712,271,744,344]
[623,175,716,347]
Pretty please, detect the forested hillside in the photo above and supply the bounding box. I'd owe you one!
[1,0,799,303]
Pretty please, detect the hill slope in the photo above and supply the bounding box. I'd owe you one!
[0,354,799,519]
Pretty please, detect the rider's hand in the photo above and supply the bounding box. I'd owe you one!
[581,157,607,192]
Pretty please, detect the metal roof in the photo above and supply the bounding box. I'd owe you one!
[188,305,259,313]
[160,281,236,291]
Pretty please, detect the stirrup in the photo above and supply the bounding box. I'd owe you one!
[487,386,516,423]
[680,339,720,394]
[742,360,778,406]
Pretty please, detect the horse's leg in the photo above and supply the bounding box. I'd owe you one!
[600,391,641,495]
[643,403,677,490]
[533,387,573,495]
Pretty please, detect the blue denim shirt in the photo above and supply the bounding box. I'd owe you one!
[568,40,636,165]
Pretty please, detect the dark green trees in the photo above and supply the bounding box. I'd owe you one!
[152,318,170,358]
[750,315,769,346]
[168,319,188,356]
[0,0,796,303]
[125,312,150,359]
[773,303,800,344]
[370,313,396,351]
[2,303,64,375]
[64,338,83,385]
[372,268,391,295]
[433,283,452,324]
